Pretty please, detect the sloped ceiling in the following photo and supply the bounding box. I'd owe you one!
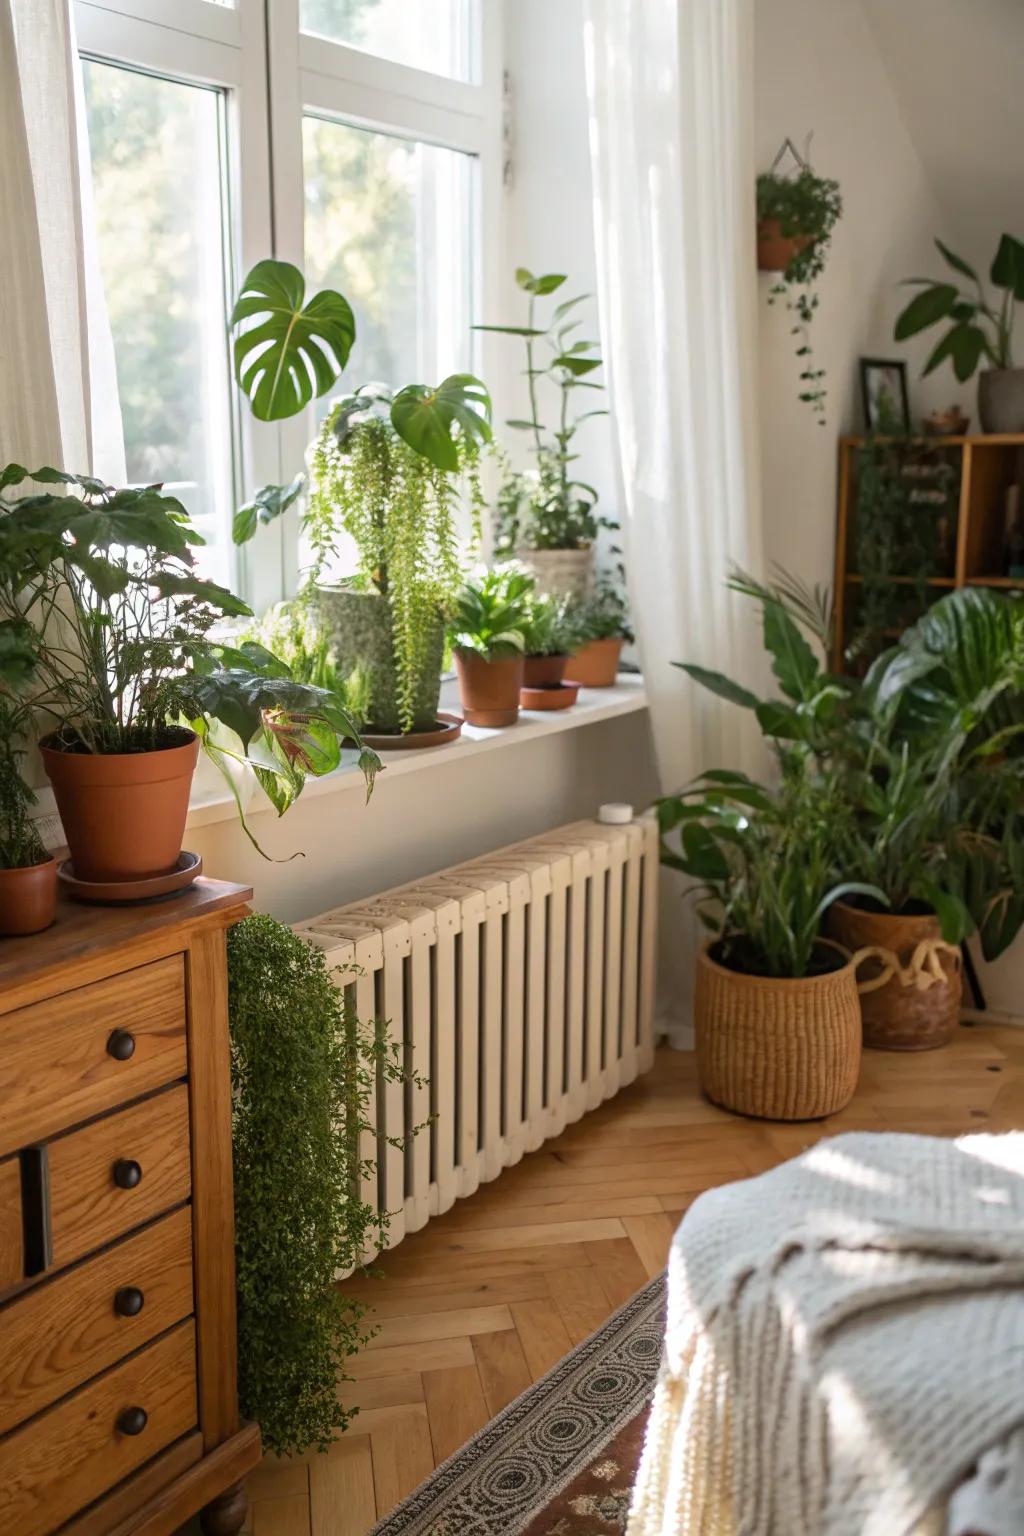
[861,0,1024,264]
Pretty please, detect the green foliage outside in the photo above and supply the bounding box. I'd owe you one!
[228,913,415,1457]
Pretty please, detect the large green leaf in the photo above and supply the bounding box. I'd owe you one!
[231,260,356,422]
[390,374,492,472]
[894,283,959,340]
[233,475,306,545]
[991,234,1024,299]
[934,238,979,283]
[763,600,820,700]
[673,661,759,711]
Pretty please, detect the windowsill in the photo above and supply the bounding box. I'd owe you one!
[185,673,649,831]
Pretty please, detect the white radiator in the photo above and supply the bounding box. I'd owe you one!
[294,816,659,1254]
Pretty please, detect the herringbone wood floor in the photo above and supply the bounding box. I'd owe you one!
[238,1021,1024,1536]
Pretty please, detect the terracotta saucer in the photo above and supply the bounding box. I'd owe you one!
[360,713,464,751]
[57,850,203,905]
[520,681,580,712]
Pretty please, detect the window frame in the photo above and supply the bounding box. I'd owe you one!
[74,0,504,609]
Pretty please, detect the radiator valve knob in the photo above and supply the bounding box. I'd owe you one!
[598,803,633,825]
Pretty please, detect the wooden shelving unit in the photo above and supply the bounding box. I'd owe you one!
[833,433,1024,671]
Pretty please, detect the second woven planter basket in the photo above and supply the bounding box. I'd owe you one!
[695,941,862,1121]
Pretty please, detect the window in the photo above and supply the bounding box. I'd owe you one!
[74,0,500,606]
[82,60,236,587]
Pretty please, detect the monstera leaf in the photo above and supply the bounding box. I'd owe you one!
[391,375,492,472]
[232,475,306,545]
[231,261,356,422]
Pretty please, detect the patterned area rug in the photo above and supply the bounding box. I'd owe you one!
[370,1275,666,1536]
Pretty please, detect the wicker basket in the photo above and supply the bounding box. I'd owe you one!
[828,903,962,1052]
[695,941,862,1121]
[518,546,594,601]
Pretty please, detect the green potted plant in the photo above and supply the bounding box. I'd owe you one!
[894,234,1024,432]
[659,756,881,1120]
[0,701,57,936]
[448,565,535,727]
[0,466,379,884]
[521,592,582,688]
[569,572,634,687]
[476,267,612,597]
[756,140,842,423]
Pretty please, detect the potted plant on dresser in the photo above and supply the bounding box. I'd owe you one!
[658,756,881,1121]
[0,465,379,888]
[0,701,56,936]
[894,233,1024,432]
[449,565,535,727]
[476,266,612,598]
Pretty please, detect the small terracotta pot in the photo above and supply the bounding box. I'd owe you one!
[454,651,525,728]
[524,654,569,688]
[0,858,58,936]
[756,218,814,272]
[828,902,961,1051]
[568,637,624,688]
[520,681,580,712]
[696,939,861,1121]
[41,730,199,884]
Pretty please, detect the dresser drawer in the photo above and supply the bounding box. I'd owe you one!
[0,1318,198,1536]
[0,956,187,1158]
[0,1156,22,1292]
[48,1086,191,1269]
[0,1207,193,1436]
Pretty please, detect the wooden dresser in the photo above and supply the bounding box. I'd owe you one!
[0,879,260,1536]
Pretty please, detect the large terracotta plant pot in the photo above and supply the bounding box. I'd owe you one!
[756,219,814,272]
[454,651,524,728]
[0,858,58,936]
[41,730,199,884]
[569,637,624,688]
[978,368,1024,433]
[828,902,962,1052]
[524,653,569,688]
[518,546,593,601]
[695,940,861,1121]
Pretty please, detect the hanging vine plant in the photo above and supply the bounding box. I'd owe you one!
[757,137,842,424]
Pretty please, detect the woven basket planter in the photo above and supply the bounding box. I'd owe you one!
[518,546,594,601]
[695,941,862,1121]
[828,903,962,1052]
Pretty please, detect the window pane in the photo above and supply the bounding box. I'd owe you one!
[303,117,476,393]
[81,61,236,589]
[300,0,478,82]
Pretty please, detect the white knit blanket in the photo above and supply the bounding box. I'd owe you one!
[628,1132,1024,1536]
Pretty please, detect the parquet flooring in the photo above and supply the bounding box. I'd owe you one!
[237,1021,1024,1536]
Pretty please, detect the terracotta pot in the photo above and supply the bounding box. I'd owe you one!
[568,637,624,688]
[520,681,580,712]
[524,654,569,688]
[41,730,199,884]
[756,218,814,272]
[695,940,861,1121]
[517,546,594,601]
[454,651,525,728]
[828,902,961,1051]
[0,858,58,936]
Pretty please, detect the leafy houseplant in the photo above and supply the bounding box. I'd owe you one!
[227,914,418,1456]
[756,142,842,424]
[0,465,379,878]
[568,573,634,688]
[893,234,1024,432]
[476,267,611,592]
[0,700,57,935]
[520,592,583,688]
[449,565,535,727]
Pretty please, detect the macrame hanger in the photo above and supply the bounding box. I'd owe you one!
[769,134,814,178]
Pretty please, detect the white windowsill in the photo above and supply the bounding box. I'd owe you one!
[185,673,649,831]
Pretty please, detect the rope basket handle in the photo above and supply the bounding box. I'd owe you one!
[850,938,963,996]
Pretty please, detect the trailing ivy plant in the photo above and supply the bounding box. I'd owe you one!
[756,141,842,423]
[228,913,420,1457]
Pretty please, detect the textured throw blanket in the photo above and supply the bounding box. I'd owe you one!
[628,1132,1024,1536]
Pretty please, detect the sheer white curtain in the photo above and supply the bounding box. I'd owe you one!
[0,0,124,477]
[584,0,765,1039]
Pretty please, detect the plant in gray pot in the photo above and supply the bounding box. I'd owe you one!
[894,234,1024,433]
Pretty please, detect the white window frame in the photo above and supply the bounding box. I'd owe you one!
[74,0,504,610]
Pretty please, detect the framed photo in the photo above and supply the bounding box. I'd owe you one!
[860,357,911,434]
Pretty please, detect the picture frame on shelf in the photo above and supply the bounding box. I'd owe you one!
[860,357,911,434]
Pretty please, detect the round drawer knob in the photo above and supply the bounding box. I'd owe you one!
[117,1406,148,1437]
[106,1029,136,1062]
[112,1159,142,1190]
[114,1285,145,1318]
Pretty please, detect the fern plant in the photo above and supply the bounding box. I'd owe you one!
[0,702,48,870]
[228,913,419,1457]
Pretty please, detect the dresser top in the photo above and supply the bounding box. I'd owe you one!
[0,875,252,997]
